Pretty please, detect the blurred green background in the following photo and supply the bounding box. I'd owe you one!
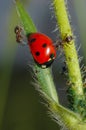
[0,0,86,130]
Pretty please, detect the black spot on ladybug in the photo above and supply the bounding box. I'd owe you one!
[35,51,40,56]
[50,53,54,59]
[30,38,36,43]
[42,43,47,48]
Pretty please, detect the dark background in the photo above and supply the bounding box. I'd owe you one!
[0,0,86,130]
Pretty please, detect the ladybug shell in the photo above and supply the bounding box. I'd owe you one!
[28,33,56,68]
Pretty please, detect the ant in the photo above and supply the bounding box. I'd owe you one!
[14,25,73,48]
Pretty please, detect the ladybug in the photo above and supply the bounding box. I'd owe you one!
[27,33,56,68]
[14,26,56,68]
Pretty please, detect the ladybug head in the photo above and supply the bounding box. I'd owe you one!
[35,53,55,69]
[41,59,55,69]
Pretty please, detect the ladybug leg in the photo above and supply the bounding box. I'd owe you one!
[14,25,27,45]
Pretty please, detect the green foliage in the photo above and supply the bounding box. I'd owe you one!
[15,0,59,103]
[15,0,86,129]
[53,0,86,116]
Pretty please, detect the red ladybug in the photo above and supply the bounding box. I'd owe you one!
[28,33,56,68]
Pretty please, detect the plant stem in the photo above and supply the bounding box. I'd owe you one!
[53,0,85,113]
[15,1,86,129]
[50,101,86,130]
[15,0,59,103]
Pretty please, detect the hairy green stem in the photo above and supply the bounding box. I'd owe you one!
[50,101,86,130]
[15,0,59,103]
[15,0,86,129]
[53,0,85,114]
